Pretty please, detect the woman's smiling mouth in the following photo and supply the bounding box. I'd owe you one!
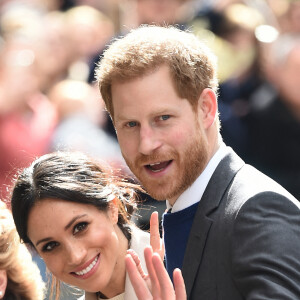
[71,254,100,278]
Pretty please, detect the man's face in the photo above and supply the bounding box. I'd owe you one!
[112,65,210,204]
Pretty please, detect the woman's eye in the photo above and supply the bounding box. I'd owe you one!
[73,222,88,234]
[42,241,59,252]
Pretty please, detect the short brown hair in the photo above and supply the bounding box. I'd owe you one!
[96,25,219,119]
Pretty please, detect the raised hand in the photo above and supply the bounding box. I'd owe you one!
[126,246,187,300]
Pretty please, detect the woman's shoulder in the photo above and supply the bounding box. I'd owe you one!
[130,225,150,246]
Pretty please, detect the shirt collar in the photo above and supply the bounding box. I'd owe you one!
[166,142,227,213]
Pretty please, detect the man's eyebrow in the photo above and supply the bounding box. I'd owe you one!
[35,214,88,247]
[64,214,87,231]
[151,109,172,116]
[114,114,132,122]
[115,108,173,121]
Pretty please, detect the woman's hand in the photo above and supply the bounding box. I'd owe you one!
[125,211,186,300]
[126,211,164,290]
[126,247,186,300]
[150,211,164,261]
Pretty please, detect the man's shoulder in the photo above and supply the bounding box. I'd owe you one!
[217,148,296,201]
[225,163,300,215]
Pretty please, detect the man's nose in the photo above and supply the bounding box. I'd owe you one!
[138,125,162,155]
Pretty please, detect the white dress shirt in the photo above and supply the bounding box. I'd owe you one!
[166,142,227,213]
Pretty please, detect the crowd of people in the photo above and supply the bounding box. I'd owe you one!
[0,0,300,299]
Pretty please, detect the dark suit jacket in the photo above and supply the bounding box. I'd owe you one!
[182,147,300,299]
[247,95,300,200]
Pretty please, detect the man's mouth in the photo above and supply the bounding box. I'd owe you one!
[145,161,172,172]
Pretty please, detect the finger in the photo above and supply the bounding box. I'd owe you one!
[150,211,165,261]
[150,211,160,252]
[127,249,148,280]
[152,253,176,299]
[144,246,161,298]
[173,269,187,300]
[125,254,152,300]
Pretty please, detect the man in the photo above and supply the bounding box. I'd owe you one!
[96,25,300,299]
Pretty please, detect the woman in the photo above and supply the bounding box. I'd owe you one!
[10,151,153,300]
[0,200,45,299]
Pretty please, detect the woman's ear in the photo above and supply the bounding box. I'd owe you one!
[0,270,7,299]
[108,198,119,224]
[197,88,218,129]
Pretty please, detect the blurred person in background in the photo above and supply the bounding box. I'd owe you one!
[287,1,300,33]
[0,1,115,91]
[188,1,266,159]
[247,33,300,200]
[48,79,125,170]
[0,200,45,299]
[0,37,57,202]
[64,5,115,82]
[276,0,300,34]
[120,0,188,30]
[34,11,73,94]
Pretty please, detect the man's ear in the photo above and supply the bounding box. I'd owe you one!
[0,270,7,299]
[108,198,119,225]
[197,88,218,129]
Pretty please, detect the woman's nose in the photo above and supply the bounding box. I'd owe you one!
[65,242,87,266]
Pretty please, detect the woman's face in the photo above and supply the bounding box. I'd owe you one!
[27,198,128,295]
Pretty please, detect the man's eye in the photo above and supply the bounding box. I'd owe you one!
[73,222,88,234]
[42,241,59,252]
[160,115,170,121]
[126,121,137,128]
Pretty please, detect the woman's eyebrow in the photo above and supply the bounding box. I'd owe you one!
[35,214,88,247]
[64,214,87,231]
[36,237,53,247]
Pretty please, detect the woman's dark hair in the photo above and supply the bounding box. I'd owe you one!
[10,151,140,248]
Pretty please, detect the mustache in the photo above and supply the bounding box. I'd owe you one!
[135,150,178,166]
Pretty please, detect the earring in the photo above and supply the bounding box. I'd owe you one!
[0,290,3,297]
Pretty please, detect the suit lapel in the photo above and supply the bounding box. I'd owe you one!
[182,148,244,298]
